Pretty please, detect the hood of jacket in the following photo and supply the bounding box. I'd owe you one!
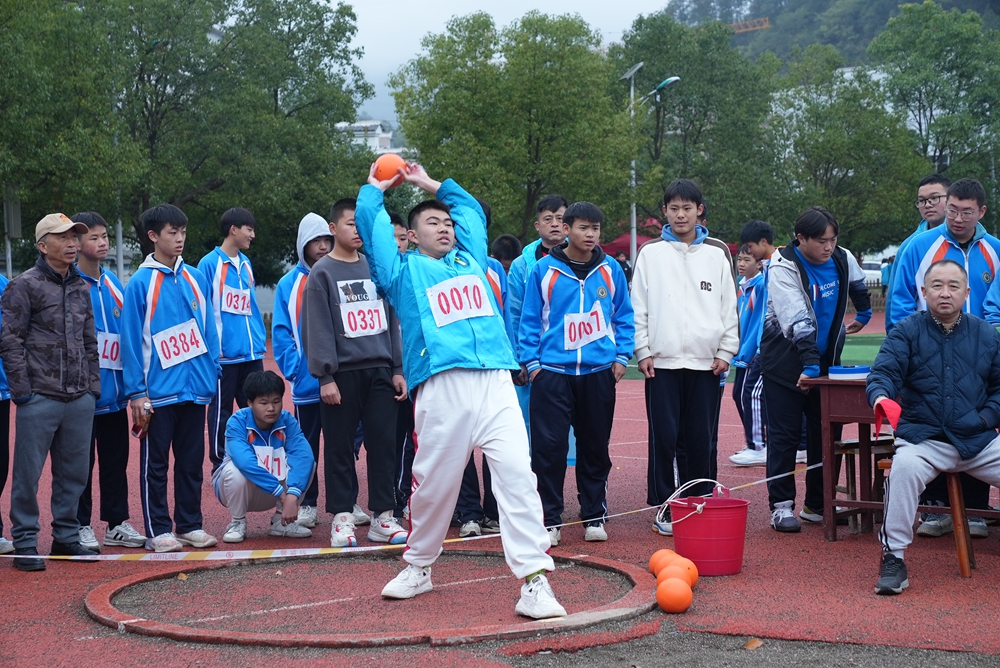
[549,243,606,275]
[296,213,331,269]
[662,224,709,245]
[138,253,185,274]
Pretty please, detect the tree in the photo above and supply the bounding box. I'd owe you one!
[609,14,777,240]
[390,12,636,242]
[769,45,931,254]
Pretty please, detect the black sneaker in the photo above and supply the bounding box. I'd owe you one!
[51,541,99,562]
[875,553,909,595]
[13,547,46,572]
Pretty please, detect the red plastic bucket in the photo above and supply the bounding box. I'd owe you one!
[669,487,750,576]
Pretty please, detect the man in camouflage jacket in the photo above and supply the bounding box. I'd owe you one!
[0,213,101,571]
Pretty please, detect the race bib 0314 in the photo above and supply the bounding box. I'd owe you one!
[426,274,495,328]
[221,284,252,316]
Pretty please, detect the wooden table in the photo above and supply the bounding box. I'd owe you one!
[800,377,882,541]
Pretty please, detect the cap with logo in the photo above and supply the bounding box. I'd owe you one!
[35,213,89,243]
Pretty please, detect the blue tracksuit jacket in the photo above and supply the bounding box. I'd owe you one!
[197,247,266,365]
[217,408,315,499]
[733,272,765,368]
[83,267,128,414]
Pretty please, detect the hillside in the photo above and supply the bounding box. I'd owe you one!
[664,0,999,63]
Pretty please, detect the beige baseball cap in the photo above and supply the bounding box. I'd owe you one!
[35,213,89,242]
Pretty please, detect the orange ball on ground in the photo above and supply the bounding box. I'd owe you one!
[648,549,678,575]
[374,154,406,187]
[670,556,699,588]
[656,577,693,613]
[657,564,694,588]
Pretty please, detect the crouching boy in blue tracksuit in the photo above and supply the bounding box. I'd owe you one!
[356,162,566,619]
[213,371,315,542]
[519,202,634,546]
[122,204,222,553]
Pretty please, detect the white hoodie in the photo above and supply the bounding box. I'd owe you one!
[632,233,740,370]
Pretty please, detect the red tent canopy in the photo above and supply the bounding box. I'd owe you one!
[601,233,655,257]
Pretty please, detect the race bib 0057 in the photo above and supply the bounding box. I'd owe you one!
[98,332,123,371]
[152,318,207,369]
[563,301,608,351]
[426,274,495,328]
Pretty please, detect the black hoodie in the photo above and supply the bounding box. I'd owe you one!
[550,244,606,280]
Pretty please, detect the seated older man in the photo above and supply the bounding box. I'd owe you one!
[867,259,1000,595]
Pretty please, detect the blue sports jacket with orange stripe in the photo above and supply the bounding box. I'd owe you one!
[121,255,221,407]
[518,249,634,376]
[889,222,1000,327]
[82,266,128,414]
[273,262,316,405]
[197,247,266,365]
[216,407,314,499]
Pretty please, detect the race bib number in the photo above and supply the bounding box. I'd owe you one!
[426,275,495,328]
[563,301,608,351]
[340,299,387,338]
[253,445,286,481]
[221,284,252,316]
[98,332,123,371]
[152,319,207,369]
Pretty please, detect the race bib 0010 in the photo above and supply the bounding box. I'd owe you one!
[221,284,252,316]
[152,318,207,369]
[426,274,495,328]
[98,332,123,371]
[563,301,608,351]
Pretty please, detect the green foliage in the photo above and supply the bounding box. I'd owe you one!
[390,12,636,243]
[609,15,779,240]
[1,0,373,284]
[769,46,932,253]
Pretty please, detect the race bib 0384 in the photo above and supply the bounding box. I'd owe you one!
[152,318,207,369]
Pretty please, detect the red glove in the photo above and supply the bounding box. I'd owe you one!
[874,397,901,434]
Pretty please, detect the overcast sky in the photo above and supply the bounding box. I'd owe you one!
[349,1,668,122]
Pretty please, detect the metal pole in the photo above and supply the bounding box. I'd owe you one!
[4,234,11,280]
[116,214,124,281]
[630,75,638,266]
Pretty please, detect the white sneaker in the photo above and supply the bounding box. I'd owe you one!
[368,512,407,544]
[331,512,358,547]
[296,505,318,528]
[459,520,481,537]
[381,564,433,599]
[104,522,147,548]
[146,532,183,552]
[584,523,608,542]
[515,574,567,619]
[175,529,218,548]
[547,527,561,547]
[481,518,501,533]
[353,504,371,526]
[223,518,247,543]
[729,447,767,467]
[0,537,14,555]
[79,525,100,551]
[796,450,807,464]
[269,514,312,538]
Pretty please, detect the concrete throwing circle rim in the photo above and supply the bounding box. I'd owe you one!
[84,549,657,648]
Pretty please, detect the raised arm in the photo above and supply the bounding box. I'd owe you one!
[356,180,403,300]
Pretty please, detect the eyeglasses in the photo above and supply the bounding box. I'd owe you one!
[945,207,979,222]
[915,195,944,208]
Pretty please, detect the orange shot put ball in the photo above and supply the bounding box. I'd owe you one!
[648,549,677,575]
[656,577,693,613]
[669,556,699,588]
[374,153,406,187]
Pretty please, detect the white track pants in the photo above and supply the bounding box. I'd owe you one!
[405,369,554,578]
[881,436,1000,553]
[213,461,279,519]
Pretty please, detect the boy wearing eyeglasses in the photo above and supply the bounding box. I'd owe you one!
[884,174,951,331]
[892,177,999,539]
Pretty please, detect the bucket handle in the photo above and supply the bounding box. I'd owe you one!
[655,478,726,528]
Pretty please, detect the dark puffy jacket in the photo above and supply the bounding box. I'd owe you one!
[0,255,100,402]
[866,311,1000,460]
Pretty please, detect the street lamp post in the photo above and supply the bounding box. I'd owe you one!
[619,68,680,264]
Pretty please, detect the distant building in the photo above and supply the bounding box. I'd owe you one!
[335,120,402,155]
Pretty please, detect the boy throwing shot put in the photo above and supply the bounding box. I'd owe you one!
[519,202,634,545]
[356,162,566,619]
